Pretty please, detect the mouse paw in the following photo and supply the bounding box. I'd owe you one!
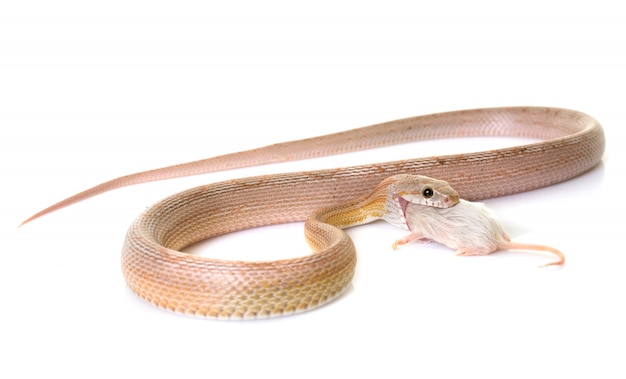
[392,232,425,250]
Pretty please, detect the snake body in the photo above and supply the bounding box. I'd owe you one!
[25,107,605,318]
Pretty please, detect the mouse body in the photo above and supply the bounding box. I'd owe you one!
[392,199,564,267]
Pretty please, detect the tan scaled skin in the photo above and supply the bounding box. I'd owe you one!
[122,174,459,319]
[20,107,603,317]
[392,199,565,267]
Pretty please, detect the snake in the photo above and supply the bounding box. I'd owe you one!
[22,106,605,319]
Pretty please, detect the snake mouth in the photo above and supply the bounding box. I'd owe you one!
[399,193,453,209]
[395,192,456,231]
[396,195,411,230]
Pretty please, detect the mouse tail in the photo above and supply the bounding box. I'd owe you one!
[501,242,565,268]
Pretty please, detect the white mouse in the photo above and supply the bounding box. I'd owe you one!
[392,199,565,267]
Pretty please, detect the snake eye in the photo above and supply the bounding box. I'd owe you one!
[422,187,434,199]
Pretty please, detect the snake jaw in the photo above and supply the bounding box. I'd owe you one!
[395,195,412,231]
[392,188,459,231]
[390,193,440,232]
[393,193,450,232]
[399,192,454,209]
[382,175,460,231]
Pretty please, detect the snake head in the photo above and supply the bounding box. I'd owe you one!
[391,174,460,209]
[382,174,460,230]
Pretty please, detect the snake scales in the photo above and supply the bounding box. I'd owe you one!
[23,107,605,318]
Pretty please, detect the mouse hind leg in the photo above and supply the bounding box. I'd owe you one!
[454,246,494,256]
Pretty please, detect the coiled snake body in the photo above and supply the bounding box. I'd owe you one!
[23,107,605,319]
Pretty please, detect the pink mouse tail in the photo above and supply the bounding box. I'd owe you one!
[502,242,565,268]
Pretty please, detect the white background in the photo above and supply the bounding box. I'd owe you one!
[1,0,625,378]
